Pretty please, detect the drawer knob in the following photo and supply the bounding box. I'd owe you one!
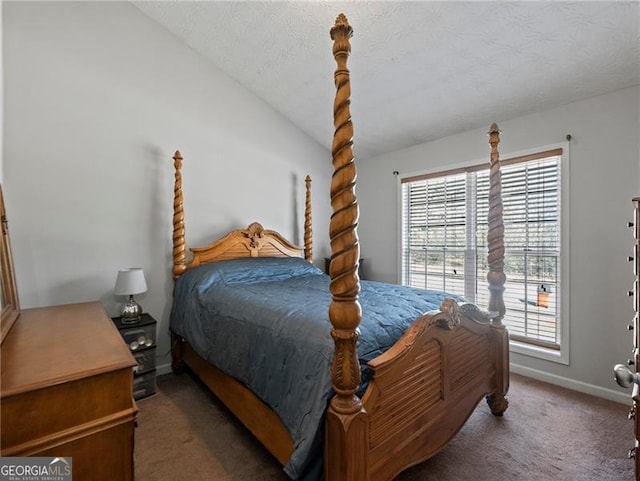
[629,408,636,420]
[629,448,636,459]
[630,256,635,262]
[628,324,635,331]
[615,364,640,388]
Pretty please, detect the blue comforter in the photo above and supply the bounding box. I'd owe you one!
[171,257,457,480]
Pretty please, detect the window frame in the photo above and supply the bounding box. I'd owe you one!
[396,142,570,364]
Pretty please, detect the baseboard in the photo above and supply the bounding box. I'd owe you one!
[511,362,630,405]
[157,362,173,376]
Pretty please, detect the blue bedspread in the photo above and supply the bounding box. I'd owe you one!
[171,257,457,480]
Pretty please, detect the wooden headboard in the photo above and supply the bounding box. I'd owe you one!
[188,222,305,267]
[171,150,313,278]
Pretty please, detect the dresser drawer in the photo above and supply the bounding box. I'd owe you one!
[2,368,135,452]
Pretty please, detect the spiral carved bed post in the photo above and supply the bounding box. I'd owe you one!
[487,124,506,324]
[172,150,187,279]
[485,124,510,416]
[325,14,369,481]
[171,150,187,372]
[304,175,313,262]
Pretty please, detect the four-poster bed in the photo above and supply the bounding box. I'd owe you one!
[170,14,509,481]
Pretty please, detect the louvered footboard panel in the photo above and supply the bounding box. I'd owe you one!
[368,338,443,449]
[450,327,492,393]
[364,318,499,481]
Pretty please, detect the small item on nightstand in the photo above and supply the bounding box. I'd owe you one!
[114,267,147,323]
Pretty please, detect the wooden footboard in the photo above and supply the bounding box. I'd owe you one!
[362,303,509,481]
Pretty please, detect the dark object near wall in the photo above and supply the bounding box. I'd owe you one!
[324,257,364,280]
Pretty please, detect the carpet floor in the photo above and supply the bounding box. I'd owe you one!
[135,372,634,481]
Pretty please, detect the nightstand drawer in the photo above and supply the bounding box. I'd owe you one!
[112,313,157,401]
[133,347,156,374]
[133,370,156,400]
[121,324,156,351]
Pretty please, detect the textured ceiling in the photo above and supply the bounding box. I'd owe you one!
[133,1,640,160]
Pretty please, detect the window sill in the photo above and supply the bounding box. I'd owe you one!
[509,339,569,365]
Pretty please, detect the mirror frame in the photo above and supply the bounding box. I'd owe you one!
[1,185,20,343]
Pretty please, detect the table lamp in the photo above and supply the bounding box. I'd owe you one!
[114,268,147,323]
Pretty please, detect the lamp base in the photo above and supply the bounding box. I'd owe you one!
[121,295,143,324]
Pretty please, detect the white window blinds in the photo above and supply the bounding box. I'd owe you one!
[401,149,562,350]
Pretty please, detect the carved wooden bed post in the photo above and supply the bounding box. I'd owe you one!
[171,150,187,372]
[304,175,313,262]
[172,150,187,279]
[486,123,509,416]
[325,14,369,481]
[487,123,506,324]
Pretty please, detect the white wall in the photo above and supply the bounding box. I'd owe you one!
[3,2,333,370]
[357,85,640,399]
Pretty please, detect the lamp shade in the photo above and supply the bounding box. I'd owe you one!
[114,268,147,296]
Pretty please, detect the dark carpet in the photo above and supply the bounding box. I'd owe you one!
[135,373,634,481]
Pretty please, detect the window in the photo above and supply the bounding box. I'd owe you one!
[401,148,565,357]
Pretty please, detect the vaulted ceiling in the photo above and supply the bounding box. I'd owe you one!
[133,1,640,160]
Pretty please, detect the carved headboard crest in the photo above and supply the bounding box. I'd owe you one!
[243,222,266,255]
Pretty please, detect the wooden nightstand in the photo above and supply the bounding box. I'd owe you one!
[112,313,157,400]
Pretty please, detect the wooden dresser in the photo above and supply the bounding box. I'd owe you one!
[632,197,640,479]
[1,301,137,480]
[615,196,640,480]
